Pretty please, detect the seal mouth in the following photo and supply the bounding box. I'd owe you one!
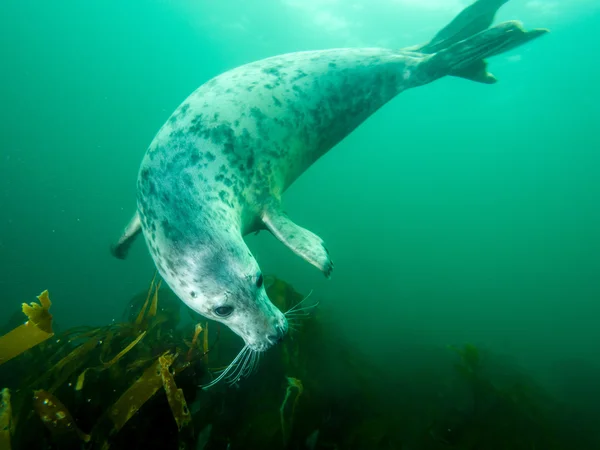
[200,291,318,390]
[266,322,287,346]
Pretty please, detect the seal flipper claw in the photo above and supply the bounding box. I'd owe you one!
[111,211,142,260]
[261,204,333,278]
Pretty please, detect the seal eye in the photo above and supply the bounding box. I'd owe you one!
[256,273,263,289]
[214,306,234,317]
[190,291,197,298]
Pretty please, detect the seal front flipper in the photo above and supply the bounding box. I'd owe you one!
[110,211,142,260]
[261,204,334,278]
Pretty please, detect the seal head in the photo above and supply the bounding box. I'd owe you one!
[168,231,287,352]
[134,141,289,352]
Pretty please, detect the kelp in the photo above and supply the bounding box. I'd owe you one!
[279,377,303,446]
[0,290,54,366]
[135,272,162,331]
[0,388,13,450]
[44,335,102,393]
[159,353,191,432]
[92,350,196,449]
[135,271,157,327]
[101,331,147,368]
[185,323,203,362]
[159,354,195,449]
[104,352,175,434]
[1,274,597,450]
[203,322,209,366]
[0,273,212,450]
[32,389,90,443]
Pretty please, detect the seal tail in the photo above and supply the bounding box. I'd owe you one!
[416,0,548,84]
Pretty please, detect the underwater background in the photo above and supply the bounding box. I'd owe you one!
[1,0,600,447]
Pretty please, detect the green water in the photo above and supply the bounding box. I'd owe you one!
[1,0,599,399]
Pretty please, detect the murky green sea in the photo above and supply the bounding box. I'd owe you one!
[1,0,600,448]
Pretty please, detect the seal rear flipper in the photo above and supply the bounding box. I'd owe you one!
[111,211,142,260]
[451,59,497,84]
[261,204,334,278]
[422,20,548,83]
[416,0,510,54]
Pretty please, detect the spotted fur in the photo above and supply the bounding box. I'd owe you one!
[113,0,547,352]
[134,48,428,348]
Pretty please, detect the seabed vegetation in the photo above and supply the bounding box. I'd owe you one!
[0,274,598,450]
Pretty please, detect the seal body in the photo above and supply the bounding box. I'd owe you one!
[112,0,547,353]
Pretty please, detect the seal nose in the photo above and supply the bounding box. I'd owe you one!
[267,324,286,345]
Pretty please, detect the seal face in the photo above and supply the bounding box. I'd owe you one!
[112,0,547,354]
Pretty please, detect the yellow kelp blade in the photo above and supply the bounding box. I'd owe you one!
[23,290,53,333]
[102,331,146,369]
[158,354,191,432]
[75,369,89,391]
[105,352,175,433]
[73,330,146,392]
[33,390,91,443]
[43,335,102,393]
[99,329,114,362]
[135,272,157,326]
[0,388,13,450]
[186,323,203,361]
[147,280,162,319]
[203,322,209,366]
[280,377,304,446]
[0,290,55,365]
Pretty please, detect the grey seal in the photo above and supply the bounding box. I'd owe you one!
[112,0,547,362]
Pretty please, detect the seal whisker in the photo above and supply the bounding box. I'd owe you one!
[284,290,314,314]
[247,352,255,374]
[248,351,260,376]
[235,349,255,382]
[225,349,252,385]
[241,350,259,381]
[287,301,320,312]
[213,347,250,380]
[201,345,249,390]
[285,311,311,317]
[285,303,320,320]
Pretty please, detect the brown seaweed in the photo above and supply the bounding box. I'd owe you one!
[0,291,54,366]
[104,351,176,433]
[2,275,590,450]
[0,388,13,450]
[202,322,209,366]
[186,323,204,362]
[101,331,147,369]
[280,376,303,446]
[159,353,191,431]
[32,390,90,443]
[44,334,102,393]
